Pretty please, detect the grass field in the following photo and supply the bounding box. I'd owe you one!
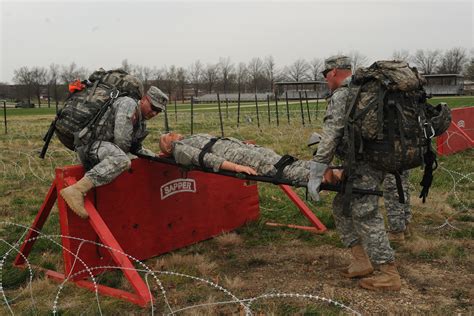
[0,96,472,314]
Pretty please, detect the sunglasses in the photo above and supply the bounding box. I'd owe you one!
[322,68,333,78]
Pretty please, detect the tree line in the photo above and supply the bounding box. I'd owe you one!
[2,47,473,107]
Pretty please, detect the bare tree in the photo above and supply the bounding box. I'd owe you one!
[202,63,219,93]
[13,66,34,104]
[121,59,132,72]
[176,67,187,102]
[285,58,310,81]
[348,51,369,71]
[218,57,234,95]
[437,47,468,74]
[264,55,278,92]
[412,49,440,74]
[392,50,411,62]
[236,62,248,94]
[162,66,177,99]
[248,57,264,92]
[152,67,166,91]
[465,51,474,80]
[48,63,60,107]
[60,62,87,84]
[309,58,324,81]
[30,67,47,107]
[132,65,153,91]
[188,60,203,97]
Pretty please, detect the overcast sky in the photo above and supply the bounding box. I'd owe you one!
[1,0,472,83]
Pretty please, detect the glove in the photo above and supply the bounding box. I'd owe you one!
[307,161,328,201]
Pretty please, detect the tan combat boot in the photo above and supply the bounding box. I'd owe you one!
[359,262,401,291]
[60,176,94,219]
[340,244,374,278]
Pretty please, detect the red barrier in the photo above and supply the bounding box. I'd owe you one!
[437,106,474,156]
[14,158,326,306]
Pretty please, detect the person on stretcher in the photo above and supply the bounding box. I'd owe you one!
[158,132,342,185]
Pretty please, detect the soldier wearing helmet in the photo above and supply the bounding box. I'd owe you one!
[307,55,402,291]
[60,84,168,220]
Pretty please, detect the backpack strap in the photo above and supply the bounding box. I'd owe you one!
[273,154,297,184]
[376,85,386,140]
[419,143,438,203]
[342,84,363,216]
[393,171,405,204]
[198,137,220,169]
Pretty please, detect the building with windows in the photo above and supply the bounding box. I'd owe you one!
[423,74,464,96]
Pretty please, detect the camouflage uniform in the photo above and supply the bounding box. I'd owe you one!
[172,134,311,183]
[76,96,153,187]
[383,171,412,233]
[314,57,394,264]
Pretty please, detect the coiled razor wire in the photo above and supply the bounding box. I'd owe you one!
[0,221,361,315]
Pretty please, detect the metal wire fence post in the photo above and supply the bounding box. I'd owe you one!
[299,91,305,126]
[3,101,7,134]
[255,93,260,128]
[190,96,194,135]
[305,90,311,123]
[275,92,279,126]
[237,91,241,127]
[217,93,224,137]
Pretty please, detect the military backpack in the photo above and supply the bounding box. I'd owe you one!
[52,69,144,151]
[342,60,451,204]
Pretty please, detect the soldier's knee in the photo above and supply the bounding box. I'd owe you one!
[114,155,131,172]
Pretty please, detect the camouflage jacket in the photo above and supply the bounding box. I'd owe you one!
[172,134,245,172]
[78,96,151,155]
[313,77,352,164]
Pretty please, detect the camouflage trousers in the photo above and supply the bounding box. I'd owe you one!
[333,161,394,264]
[82,141,131,187]
[220,144,312,183]
[383,171,412,233]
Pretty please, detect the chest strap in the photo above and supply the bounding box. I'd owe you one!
[198,137,220,168]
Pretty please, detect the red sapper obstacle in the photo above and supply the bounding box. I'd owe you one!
[14,158,326,306]
[437,106,474,156]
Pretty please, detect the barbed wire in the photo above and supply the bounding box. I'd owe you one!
[0,221,360,315]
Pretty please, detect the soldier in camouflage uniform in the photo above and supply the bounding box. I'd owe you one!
[158,132,323,184]
[307,56,401,291]
[60,86,168,219]
[383,171,412,242]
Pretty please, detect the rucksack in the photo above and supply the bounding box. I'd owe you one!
[341,60,451,208]
[54,69,144,150]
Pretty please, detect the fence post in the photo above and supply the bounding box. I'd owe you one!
[174,98,178,123]
[217,93,224,137]
[305,90,311,123]
[315,91,319,118]
[190,96,194,135]
[255,94,260,128]
[164,108,170,133]
[275,92,279,126]
[266,94,271,124]
[3,101,7,134]
[237,91,241,127]
[225,96,229,119]
[298,91,305,126]
[285,91,290,124]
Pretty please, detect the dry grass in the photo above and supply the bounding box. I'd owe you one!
[0,101,472,314]
[214,232,243,250]
[223,275,245,290]
[155,253,217,276]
